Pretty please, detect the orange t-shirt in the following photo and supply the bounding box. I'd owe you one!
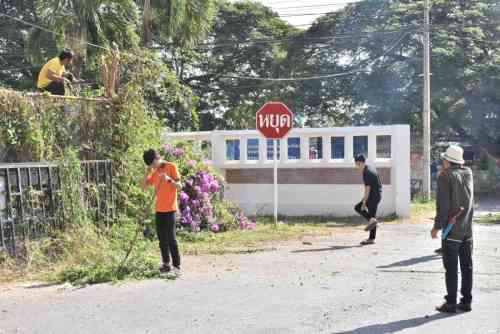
[146,162,181,213]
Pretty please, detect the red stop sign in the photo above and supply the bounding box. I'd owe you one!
[256,102,294,139]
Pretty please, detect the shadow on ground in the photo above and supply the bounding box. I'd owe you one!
[22,282,61,289]
[331,313,456,334]
[474,214,500,225]
[376,255,441,269]
[291,245,363,253]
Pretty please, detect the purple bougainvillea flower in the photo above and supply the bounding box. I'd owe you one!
[201,183,210,193]
[173,148,185,157]
[163,143,173,153]
[186,179,194,187]
[191,221,201,233]
[246,222,257,230]
[210,224,220,233]
[180,191,189,204]
[209,181,220,193]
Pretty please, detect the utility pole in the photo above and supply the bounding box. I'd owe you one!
[422,0,431,199]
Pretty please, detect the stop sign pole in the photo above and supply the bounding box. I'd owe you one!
[256,102,294,225]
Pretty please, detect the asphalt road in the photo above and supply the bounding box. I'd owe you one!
[1,222,500,334]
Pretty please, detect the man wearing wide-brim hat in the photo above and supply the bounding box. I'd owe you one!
[431,145,474,313]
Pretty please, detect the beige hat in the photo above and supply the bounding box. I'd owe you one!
[441,145,465,164]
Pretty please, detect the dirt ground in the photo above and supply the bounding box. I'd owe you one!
[1,221,500,334]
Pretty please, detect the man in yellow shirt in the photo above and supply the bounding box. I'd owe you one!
[37,49,74,96]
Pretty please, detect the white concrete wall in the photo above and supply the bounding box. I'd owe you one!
[224,184,396,217]
[165,125,411,218]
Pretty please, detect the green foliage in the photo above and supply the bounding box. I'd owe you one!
[119,50,200,131]
[0,89,68,161]
[33,0,141,73]
[150,0,217,48]
[2,0,500,147]
[57,148,89,226]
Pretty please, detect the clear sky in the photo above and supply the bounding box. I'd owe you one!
[248,0,363,27]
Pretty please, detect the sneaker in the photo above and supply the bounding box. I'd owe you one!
[457,302,472,312]
[159,264,171,274]
[360,239,375,245]
[172,266,182,277]
[435,248,443,255]
[364,218,378,231]
[436,302,457,313]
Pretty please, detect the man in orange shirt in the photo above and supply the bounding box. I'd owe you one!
[141,149,182,275]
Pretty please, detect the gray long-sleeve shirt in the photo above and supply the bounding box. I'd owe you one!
[433,166,474,241]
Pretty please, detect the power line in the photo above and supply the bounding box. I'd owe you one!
[263,0,361,6]
[273,3,358,11]
[279,12,346,18]
[195,28,414,50]
[149,28,414,50]
[221,31,409,82]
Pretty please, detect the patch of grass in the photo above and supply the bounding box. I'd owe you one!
[474,213,500,224]
[178,222,336,255]
[0,221,164,285]
[0,220,339,285]
[411,200,436,219]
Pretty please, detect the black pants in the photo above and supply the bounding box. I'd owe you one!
[42,81,65,95]
[156,212,180,268]
[354,195,381,240]
[442,239,473,305]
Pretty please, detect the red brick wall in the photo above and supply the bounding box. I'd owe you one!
[225,168,391,185]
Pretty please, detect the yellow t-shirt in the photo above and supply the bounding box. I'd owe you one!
[37,57,65,88]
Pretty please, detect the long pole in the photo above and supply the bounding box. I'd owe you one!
[423,0,431,199]
[273,139,278,226]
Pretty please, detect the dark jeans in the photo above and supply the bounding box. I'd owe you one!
[354,195,381,240]
[442,239,473,305]
[156,212,180,268]
[42,81,65,95]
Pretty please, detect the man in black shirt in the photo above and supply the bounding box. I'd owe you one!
[354,154,382,245]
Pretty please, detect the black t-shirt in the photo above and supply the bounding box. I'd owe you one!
[363,165,382,198]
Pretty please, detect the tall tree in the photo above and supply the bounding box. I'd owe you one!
[32,0,140,77]
[186,0,300,129]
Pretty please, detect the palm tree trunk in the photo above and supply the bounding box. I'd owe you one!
[143,0,152,47]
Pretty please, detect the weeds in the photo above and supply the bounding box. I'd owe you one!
[1,201,440,285]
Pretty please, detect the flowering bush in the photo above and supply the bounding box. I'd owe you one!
[160,141,251,233]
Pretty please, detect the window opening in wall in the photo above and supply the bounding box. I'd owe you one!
[353,136,368,158]
[287,137,300,160]
[309,137,323,160]
[247,138,259,160]
[331,137,345,160]
[226,139,240,160]
[267,139,280,160]
[377,135,391,159]
[201,140,212,161]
